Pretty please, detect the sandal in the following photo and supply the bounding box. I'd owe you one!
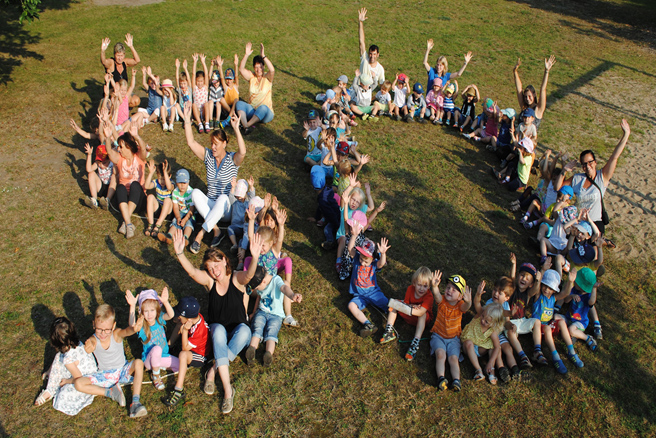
[204,368,216,395]
[473,369,485,381]
[152,373,165,391]
[487,369,498,385]
[144,224,154,237]
[151,225,161,239]
[157,231,173,245]
[533,350,548,366]
[34,390,52,407]
[586,336,598,352]
[602,237,616,249]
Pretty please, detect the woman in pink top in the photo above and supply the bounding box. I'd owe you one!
[235,42,275,135]
[104,124,148,239]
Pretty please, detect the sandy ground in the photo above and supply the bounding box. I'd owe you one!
[93,0,164,6]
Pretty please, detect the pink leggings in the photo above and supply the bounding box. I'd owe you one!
[144,346,180,372]
[244,256,293,275]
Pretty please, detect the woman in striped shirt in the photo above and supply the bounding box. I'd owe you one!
[182,101,246,254]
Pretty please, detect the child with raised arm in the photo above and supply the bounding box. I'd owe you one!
[429,272,471,391]
[227,176,255,254]
[454,84,479,131]
[83,142,116,210]
[157,168,196,246]
[175,58,193,110]
[346,234,390,338]
[245,267,303,367]
[159,79,179,132]
[75,304,143,415]
[161,296,209,408]
[461,298,505,385]
[441,81,459,126]
[426,78,444,124]
[144,159,174,238]
[380,266,435,361]
[191,53,210,133]
[303,109,323,166]
[390,73,410,121]
[137,66,163,125]
[221,55,240,114]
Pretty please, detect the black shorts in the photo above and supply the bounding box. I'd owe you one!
[189,352,206,368]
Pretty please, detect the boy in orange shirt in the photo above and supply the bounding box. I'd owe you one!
[380,267,435,361]
[429,271,471,391]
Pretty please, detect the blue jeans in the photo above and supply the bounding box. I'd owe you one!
[251,311,283,343]
[235,100,274,124]
[210,323,251,367]
[310,165,333,190]
[324,221,335,242]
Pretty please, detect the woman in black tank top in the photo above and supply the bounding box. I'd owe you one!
[172,229,264,414]
[101,34,141,84]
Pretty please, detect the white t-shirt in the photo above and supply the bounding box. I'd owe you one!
[305,127,322,157]
[393,87,408,107]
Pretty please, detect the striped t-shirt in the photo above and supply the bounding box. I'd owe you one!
[204,149,239,200]
[431,299,465,339]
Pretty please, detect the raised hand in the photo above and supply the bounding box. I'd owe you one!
[183,59,188,69]
[131,68,137,77]
[246,204,257,221]
[621,118,630,135]
[464,51,473,63]
[160,287,169,303]
[101,37,111,51]
[183,100,192,121]
[216,56,224,68]
[544,55,556,72]
[175,58,180,69]
[199,53,206,64]
[514,58,521,71]
[463,286,472,303]
[476,281,486,296]
[569,267,577,283]
[355,68,361,78]
[376,201,387,212]
[378,237,390,254]
[360,154,370,165]
[84,336,97,354]
[245,42,254,57]
[249,231,264,256]
[234,53,239,65]
[146,159,156,174]
[563,159,578,172]
[291,293,303,303]
[349,218,362,235]
[271,195,279,212]
[358,7,367,22]
[172,227,185,255]
[230,113,240,130]
[426,38,434,51]
[84,143,92,155]
[248,175,255,188]
[348,173,357,187]
[543,256,553,271]
[192,53,199,63]
[162,159,170,175]
[278,208,288,225]
[509,252,516,264]
[125,290,137,307]
[133,315,144,332]
[260,43,265,58]
[431,270,443,289]
[303,121,309,131]
[124,33,134,48]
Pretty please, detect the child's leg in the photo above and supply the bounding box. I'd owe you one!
[88,172,102,200]
[156,198,173,227]
[462,116,472,128]
[173,350,193,390]
[448,354,461,381]
[106,172,117,202]
[420,107,426,119]
[413,312,427,339]
[463,340,482,372]
[146,194,157,226]
[454,110,461,124]
[347,301,368,324]
[168,106,176,125]
[500,342,517,368]
[205,101,213,124]
[335,236,346,261]
[437,109,444,121]
[249,333,262,350]
[350,104,363,116]
[542,325,557,353]
[532,319,543,350]
[265,339,276,355]
[401,105,408,116]
[74,376,109,397]
[435,349,447,378]
[192,103,201,124]
[507,329,525,355]
[386,309,398,327]
[160,105,167,126]
[132,359,144,398]
[371,102,380,116]
[220,98,230,114]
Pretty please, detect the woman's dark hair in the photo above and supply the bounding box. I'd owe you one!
[253,55,265,68]
[202,248,232,275]
[579,149,596,163]
[50,317,79,354]
[210,129,228,145]
[523,85,537,107]
[118,132,139,154]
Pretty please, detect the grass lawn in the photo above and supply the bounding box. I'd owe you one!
[1,0,656,436]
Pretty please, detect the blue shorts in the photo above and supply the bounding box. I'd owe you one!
[430,332,460,357]
[443,108,455,115]
[88,361,133,388]
[350,290,389,311]
[498,333,509,345]
[172,216,195,231]
[251,310,283,343]
[412,108,424,118]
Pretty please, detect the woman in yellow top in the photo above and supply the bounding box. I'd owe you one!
[236,42,275,135]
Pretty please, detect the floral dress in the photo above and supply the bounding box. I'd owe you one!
[46,343,98,416]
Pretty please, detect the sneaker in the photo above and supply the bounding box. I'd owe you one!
[533,350,548,365]
[129,402,148,418]
[349,119,358,127]
[404,341,420,361]
[451,379,461,392]
[462,132,472,139]
[236,262,244,271]
[498,366,511,384]
[321,240,336,250]
[520,355,533,369]
[395,115,401,122]
[405,115,414,123]
[362,114,369,121]
[437,376,448,391]
[432,119,439,125]
[84,196,99,209]
[418,118,427,124]
[245,346,256,366]
[169,124,174,132]
[594,325,603,340]
[108,384,126,406]
[210,231,225,247]
[379,328,397,344]
[205,122,211,132]
[510,365,521,379]
[152,372,165,390]
[568,353,584,368]
[198,124,204,134]
[163,122,169,131]
[263,351,273,367]
[125,224,135,239]
[335,262,341,274]
[369,116,379,122]
[283,315,300,327]
[562,259,571,273]
[553,359,568,375]
[230,244,238,254]
[161,389,185,408]
[189,241,201,254]
[359,322,376,338]
[586,336,598,352]
[118,222,127,235]
[221,386,235,414]
[486,144,497,152]
[221,118,230,129]
[500,159,508,168]
[98,197,109,210]
[213,120,219,129]
[157,232,173,245]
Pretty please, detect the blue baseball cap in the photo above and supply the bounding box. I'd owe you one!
[308,109,319,119]
[326,89,336,100]
[413,82,423,94]
[523,107,536,118]
[176,168,190,184]
[558,185,574,198]
[569,242,597,265]
[173,296,200,318]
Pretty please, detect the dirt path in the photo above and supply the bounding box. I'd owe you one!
[93,0,164,6]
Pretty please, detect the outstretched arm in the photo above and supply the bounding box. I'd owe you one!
[124,33,141,67]
[358,8,368,56]
[182,101,206,160]
[100,37,113,70]
[173,228,212,288]
[513,58,524,108]
[230,114,247,166]
[376,237,390,269]
[423,39,434,72]
[602,119,631,185]
[260,44,275,82]
[240,43,254,81]
[449,52,473,80]
[536,55,556,118]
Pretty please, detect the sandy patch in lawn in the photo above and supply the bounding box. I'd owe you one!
[93,0,164,6]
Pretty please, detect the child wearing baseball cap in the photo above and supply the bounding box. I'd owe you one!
[303,109,324,166]
[406,82,427,123]
[564,268,601,352]
[345,232,391,338]
[390,73,410,121]
[228,176,256,254]
[429,271,472,391]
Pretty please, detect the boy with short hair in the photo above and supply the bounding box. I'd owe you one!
[157,168,196,248]
[346,236,391,338]
[406,82,427,123]
[429,271,472,391]
[564,267,600,352]
[303,110,324,166]
[161,296,209,408]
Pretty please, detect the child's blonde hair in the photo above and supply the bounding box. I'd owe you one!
[350,187,365,210]
[95,304,116,323]
[336,160,352,178]
[481,302,505,333]
[381,80,392,93]
[329,112,340,125]
[139,299,162,344]
[256,226,275,246]
[411,266,432,286]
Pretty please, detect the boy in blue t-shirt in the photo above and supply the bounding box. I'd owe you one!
[565,267,600,352]
[346,235,390,338]
[532,268,583,375]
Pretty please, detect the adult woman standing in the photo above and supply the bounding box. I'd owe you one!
[100,34,141,83]
[172,228,263,414]
[556,119,631,237]
[183,102,245,253]
[513,55,556,131]
[104,125,148,239]
[236,42,275,134]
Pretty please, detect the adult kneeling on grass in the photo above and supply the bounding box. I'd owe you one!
[236,42,275,135]
[182,101,245,254]
[172,228,264,414]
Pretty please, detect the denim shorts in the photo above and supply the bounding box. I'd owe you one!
[350,289,389,312]
[172,216,195,231]
[251,310,283,343]
[430,332,461,357]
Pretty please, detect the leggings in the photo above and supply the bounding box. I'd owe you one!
[144,346,179,372]
[116,181,144,206]
[243,256,293,275]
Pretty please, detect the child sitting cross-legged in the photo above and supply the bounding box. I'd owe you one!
[429,272,472,392]
[564,267,601,353]
[345,230,391,338]
[75,304,143,415]
[160,296,209,409]
[461,297,505,385]
[245,266,303,367]
[157,168,196,246]
[379,266,435,362]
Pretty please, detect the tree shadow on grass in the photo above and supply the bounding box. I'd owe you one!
[0,7,43,85]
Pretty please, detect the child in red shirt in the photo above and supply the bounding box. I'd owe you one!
[380,267,435,362]
[162,296,209,408]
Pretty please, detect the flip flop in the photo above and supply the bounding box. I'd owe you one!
[603,237,616,249]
